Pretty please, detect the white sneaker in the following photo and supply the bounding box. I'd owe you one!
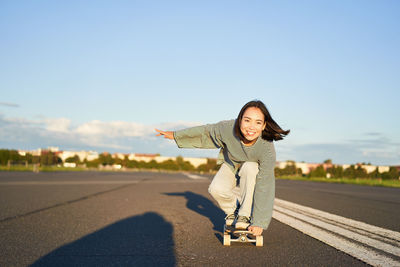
[235,216,250,229]
[225,214,236,226]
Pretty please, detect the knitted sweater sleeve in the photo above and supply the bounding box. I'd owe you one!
[251,142,276,229]
[173,123,224,149]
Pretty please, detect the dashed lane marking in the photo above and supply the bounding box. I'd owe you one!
[183,173,207,180]
[274,198,400,266]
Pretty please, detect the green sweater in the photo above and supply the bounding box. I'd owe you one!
[173,119,276,229]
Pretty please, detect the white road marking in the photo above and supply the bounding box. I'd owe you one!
[183,173,207,180]
[274,198,400,266]
[275,199,400,243]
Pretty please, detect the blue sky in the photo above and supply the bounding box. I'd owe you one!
[1,0,399,165]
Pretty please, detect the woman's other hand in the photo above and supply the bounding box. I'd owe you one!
[155,129,174,140]
[248,225,263,236]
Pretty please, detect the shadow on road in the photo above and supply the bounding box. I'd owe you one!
[31,212,175,267]
[164,191,225,232]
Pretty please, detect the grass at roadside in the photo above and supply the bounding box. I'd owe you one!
[277,176,400,188]
[0,165,197,173]
[0,165,35,172]
[0,165,88,172]
[39,166,89,172]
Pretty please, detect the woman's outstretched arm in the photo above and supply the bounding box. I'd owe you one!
[156,123,223,149]
[155,129,174,140]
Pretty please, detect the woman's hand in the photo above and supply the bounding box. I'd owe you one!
[155,129,174,140]
[248,225,263,236]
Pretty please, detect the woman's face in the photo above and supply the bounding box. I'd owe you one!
[240,107,266,145]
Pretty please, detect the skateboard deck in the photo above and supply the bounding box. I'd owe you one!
[223,225,263,246]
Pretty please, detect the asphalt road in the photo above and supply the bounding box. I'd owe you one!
[0,171,399,266]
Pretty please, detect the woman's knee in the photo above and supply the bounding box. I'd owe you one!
[239,162,259,176]
[208,184,231,199]
[208,183,221,196]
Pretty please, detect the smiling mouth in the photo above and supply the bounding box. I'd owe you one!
[246,131,256,137]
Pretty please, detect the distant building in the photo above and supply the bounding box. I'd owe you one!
[276,161,321,174]
[47,146,60,152]
[126,153,208,168]
[55,150,99,162]
[63,162,77,168]
[276,161,391,175]
[342,164,389,173]
[112,153,126,160]
[18,148,42,156]
[127,153,159,162]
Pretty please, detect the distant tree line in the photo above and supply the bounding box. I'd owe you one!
[274,159,399,180]
[78,153,219,173]
[0,149,219,173]
[0,149,61,166]
[274,160,303,177]
[2,149,398,179]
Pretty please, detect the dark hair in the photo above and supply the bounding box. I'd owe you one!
[234,100,290,141]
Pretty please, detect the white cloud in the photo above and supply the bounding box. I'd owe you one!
[0,102,19,108]
[276,134,400,165]
[73,120,202,138]
[44,118,71,132]
[74,120,143,136]
[0,113,203,153]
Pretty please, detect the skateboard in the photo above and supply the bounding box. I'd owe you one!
[223,225,263,246]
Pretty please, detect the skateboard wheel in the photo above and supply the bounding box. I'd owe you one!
[256,235,263,247]
[223,234,231,246]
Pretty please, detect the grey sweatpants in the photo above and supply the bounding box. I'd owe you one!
[208,162,258,217]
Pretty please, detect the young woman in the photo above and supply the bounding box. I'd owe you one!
[155,100,289,236]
